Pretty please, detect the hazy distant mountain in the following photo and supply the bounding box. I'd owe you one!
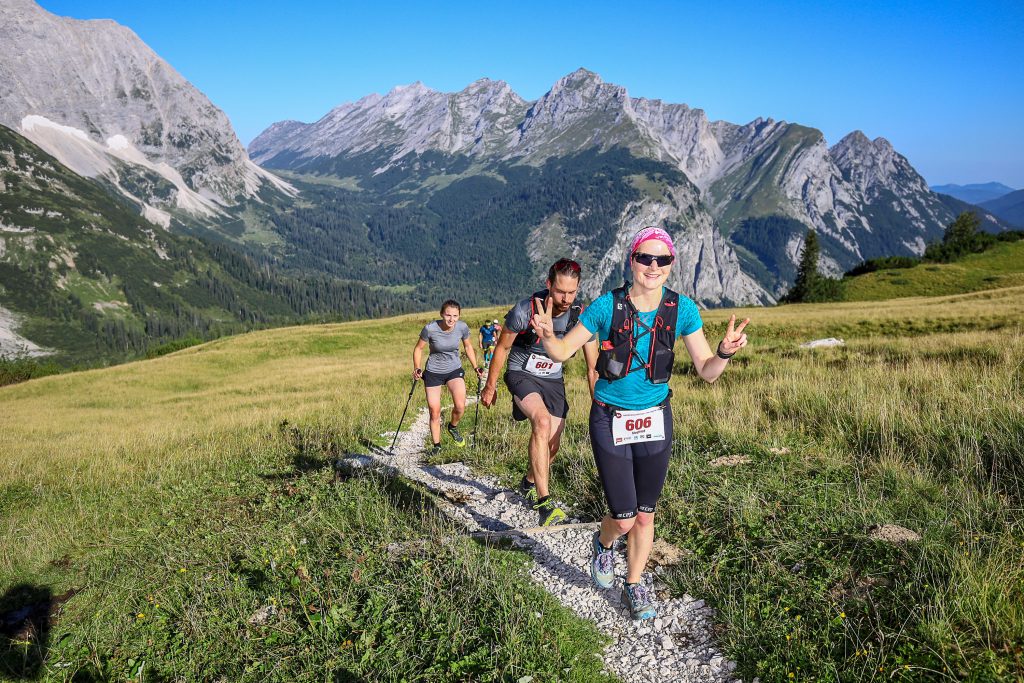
[252,69,972,300]
[980,189,1024,227]
[0,0,293,228]
[933,193,1019,233]
[930,182,1016,205]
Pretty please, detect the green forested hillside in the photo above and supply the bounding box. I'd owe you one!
[0,125,420,363]
[263,148,688,306]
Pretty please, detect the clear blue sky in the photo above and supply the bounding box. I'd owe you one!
[37,0,1024,187]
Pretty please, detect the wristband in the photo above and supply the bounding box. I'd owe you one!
[716,343,735,360]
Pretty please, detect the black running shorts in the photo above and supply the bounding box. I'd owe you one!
[423,367,465,388]
[504,370,569,422]
[589,398,673,519]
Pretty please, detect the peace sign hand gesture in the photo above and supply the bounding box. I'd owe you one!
[530,296,556,341]
[718,314,750,358]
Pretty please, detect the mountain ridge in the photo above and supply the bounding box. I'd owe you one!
[250,68,977,301]
[930,182,1016,205]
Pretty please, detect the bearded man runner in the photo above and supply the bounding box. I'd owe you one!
[481,258,599,526]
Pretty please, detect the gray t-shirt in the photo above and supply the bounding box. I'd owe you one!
[504,296,579,380]
[420,320,470,373]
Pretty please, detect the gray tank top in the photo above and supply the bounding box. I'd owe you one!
[420,320,470,373]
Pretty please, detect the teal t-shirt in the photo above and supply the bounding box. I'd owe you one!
[579,288,703,410]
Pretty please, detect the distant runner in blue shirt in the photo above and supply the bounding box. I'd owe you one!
[531,226,751,621]
[478,320,498,365]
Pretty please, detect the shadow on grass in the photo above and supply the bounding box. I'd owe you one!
[0,583,79,680]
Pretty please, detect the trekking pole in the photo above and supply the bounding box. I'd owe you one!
[390,378,418,455]
[472,373,483,449]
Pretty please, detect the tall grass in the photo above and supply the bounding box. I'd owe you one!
[3,287,1023,679]
[466,287,1024,679]
[2,308,615,681]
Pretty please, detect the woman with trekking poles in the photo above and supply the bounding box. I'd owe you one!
[412,299,485,456]
[530,226,750,620]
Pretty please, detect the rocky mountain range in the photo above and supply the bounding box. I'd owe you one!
[0,1,1015,360]
[252,69,1008,302]
[0,0,293,230]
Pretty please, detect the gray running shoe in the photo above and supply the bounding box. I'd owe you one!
[427,444,442,457]
[621,582,657,620]
[533,498,566,527]
[446,423,466,447]
[590,531,615,589]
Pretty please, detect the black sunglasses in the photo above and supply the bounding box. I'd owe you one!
[632,252,675,267]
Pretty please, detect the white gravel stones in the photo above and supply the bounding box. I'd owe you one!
[360,404,737,682]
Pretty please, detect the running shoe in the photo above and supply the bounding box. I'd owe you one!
[446,423,466,447]
[621,582,657,620]
[533,498,566,527]
[427,444,442,457]
[590,531,615,589]
[518,476,539,504]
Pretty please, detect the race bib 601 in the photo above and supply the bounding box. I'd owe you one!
[525,353,561,377]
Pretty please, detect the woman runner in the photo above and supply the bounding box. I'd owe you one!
[531,227,749,620]
[412,299,485,455]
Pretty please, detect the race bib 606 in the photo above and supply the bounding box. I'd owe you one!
[525,353,561,377]
[612,406,666,445]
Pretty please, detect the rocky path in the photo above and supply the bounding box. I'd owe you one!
[348,404,739,683]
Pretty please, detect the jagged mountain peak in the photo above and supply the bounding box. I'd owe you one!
[546,68,624,100]
[834,130,894,153]
[553,67,604,87]
[388,81,436,97]
[456,77,523,101]
[0,0,293,223]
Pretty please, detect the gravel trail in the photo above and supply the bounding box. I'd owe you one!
[350,404,739,683]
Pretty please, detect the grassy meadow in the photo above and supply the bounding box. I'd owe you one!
[842,239,1024,301]
[0,316,612,681]
[468,286,1024,680]
[2,284,1023,680]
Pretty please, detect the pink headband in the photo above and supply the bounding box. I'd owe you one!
[629,226,676,257]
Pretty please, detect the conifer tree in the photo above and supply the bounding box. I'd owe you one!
[785,229,822,303]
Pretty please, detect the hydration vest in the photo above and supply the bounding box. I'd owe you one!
[512,289,581,350]
[596,286,679,384]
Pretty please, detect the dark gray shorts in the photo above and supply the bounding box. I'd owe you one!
[423,367,465,388]
[504,370,568,422]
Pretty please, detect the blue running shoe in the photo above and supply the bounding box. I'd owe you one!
[590,531,615,589]
[622,582,657,620]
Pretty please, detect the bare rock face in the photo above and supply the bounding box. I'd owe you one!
[589,182,771,306]
[250,78,529,166]
[0,0,292,222]
[831,131,952,255]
